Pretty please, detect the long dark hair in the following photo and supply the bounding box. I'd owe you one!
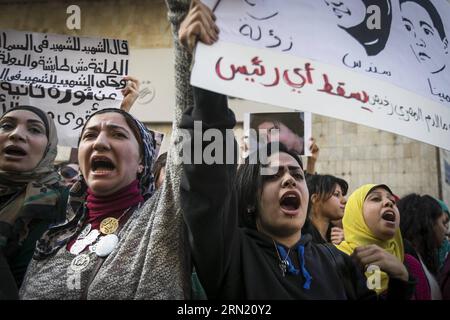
[236,142,304,229]
[306,174,348,216]
[397,193,443,275]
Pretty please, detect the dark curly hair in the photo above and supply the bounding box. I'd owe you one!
[397,193,444,275]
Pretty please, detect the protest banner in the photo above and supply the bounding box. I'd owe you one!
[192,0,450,150]
[0,29,129,146]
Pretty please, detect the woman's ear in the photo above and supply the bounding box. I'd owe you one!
[311,193,319,204]
[137,164,144,174]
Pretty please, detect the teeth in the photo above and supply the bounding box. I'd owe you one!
[93,168,113,173]
[93,170,112,174]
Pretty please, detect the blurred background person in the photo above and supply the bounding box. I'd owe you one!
[398,194,447,300]
[57,162,80,188]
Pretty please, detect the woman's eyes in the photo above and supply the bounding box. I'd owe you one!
[266,171,282,179]
[112,132,127,138]
[292,172,304,180]
[82,132,96,139]
[369,196,395,203]
[0,123,44,134]
[423,27,433,36]
[29,126,45,134]
[0,122,14,130]
[263,169,303,181]
[82,131,127,139]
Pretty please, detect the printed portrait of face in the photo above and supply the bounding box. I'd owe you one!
[322,0,393,56]
[400,0,448,74]
[250,113,305,156]
[323,0,367,29]
[257,121,304,155]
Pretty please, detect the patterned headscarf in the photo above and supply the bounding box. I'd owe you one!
[0,106,62,249]
[34,108,156,259]
[336,184,404,294]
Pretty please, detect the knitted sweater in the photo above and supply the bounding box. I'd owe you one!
[19,0,193,300]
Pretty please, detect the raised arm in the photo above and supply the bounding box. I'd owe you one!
[180,86,238,298]
[133,0,222,299]
[174,0,241,298]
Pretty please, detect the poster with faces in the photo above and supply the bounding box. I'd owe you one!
[192,0,450,151]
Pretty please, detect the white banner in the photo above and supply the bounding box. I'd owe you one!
[0,29,129,146]
[192,0,450,150]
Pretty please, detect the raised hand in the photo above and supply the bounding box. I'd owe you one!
[179,0,219,53]
[120,75,140,112]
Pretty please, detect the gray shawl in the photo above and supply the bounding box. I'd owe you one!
[19,0,193,299]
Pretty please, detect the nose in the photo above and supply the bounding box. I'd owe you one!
[93,132,110,151]
[416,36,426,47]
[9,125,26,142]
[281,173,296,188]
[340,196,347,205]
[382,197,395,208]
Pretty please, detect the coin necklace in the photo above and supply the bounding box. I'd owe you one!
[69,207,133,271]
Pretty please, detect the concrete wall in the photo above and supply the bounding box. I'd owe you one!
[0,0,447,199]
[312,116,440,198]
[0,0,172,48]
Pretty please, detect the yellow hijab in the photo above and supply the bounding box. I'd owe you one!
[336,184,404,294]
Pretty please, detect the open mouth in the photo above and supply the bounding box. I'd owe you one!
[3,145,27,157]
[91,156,116,173]
[381,211,396,222]
[280,192,300,212]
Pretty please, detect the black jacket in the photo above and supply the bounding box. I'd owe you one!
[180,87,414,300]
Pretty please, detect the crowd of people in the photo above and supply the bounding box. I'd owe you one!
[0,0,449,300]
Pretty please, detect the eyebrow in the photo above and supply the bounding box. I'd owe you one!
[402,17,412,25]
[368,191,394,198]
[0,117,45,126]
[264,165,301,171]
[28,119,45,126]
[84,123,130,133]
[420,21,434,31]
